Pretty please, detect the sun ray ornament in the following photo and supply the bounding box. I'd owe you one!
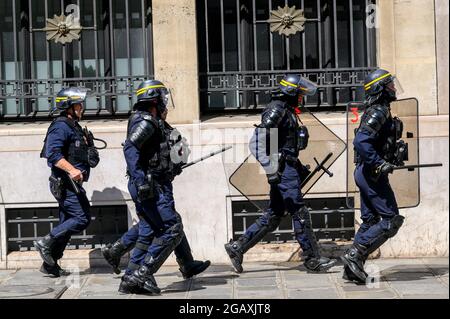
[43,11,82,44]
[267,5,307,37]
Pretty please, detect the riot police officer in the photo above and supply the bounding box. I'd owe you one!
[35,87,99,277]
[341,69,405,283]
[225,75,337,274]
[118,79,199,294]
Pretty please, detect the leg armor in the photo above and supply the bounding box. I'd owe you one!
[293,206,337,272]
[128,220,184,294]
[175,236,211,279]
[341,243,369,283]
[364,215,404,258]
[225,212,281,273]
[102,239,134,275]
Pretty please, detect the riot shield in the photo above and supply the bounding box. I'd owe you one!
[346,98,420,209]
[229,106,346,211]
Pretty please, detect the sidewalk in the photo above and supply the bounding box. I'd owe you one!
[0,258,448,299]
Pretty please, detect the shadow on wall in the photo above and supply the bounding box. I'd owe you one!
[88,187,131,270]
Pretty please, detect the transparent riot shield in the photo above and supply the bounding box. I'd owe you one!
[346,98,420,209]
[229,106,346,211]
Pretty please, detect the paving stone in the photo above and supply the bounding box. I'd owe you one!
[283,275,334,289]
[0,284,67,299]
[402,293,449,299]
[389,281,449,295]
[344,289,398,299]
[189,287,233,299]
[236,278,278,287]
[287,288,340,299]
[0,270,17,283]
[237,271,278,279]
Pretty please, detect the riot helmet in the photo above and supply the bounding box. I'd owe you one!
[55,87,89,120]
[364,69,403,104]
[135,79,172,115]
[55,87,88,111]
[279,74,318,97]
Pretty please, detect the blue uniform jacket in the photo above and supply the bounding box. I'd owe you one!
[45,118,91,181]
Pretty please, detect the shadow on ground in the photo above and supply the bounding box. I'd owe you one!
[380,264,449,282]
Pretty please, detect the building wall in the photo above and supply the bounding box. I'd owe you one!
[435,0,449,115]
[0,0,448,269]
[0,114,448,268]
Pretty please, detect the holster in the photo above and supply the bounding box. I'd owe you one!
[49,175,65,200]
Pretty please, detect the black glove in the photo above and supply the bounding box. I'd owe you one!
[137,183,154,202]
[267,172,281,185]
[173,163,183,176]
[87,147,100,168]
[299,164,311,182]
[375,162,396,177]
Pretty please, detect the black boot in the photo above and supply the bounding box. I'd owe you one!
[118,274,149,294]
[39,262,71,278]
[127,265,161,295]
[34,235,56,266]
[178,259,211,279]
[224,239,245,273]
[342,265,365,283]
[340,243,368,283]
[102,240,129,275]
[304,256,338,273]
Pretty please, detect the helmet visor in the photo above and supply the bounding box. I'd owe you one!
[162,88,174,109]
[298,78,318,96]
[388,75,404,98]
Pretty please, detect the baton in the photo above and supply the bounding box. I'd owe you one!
[301,152,334,188]
[181,146,233,169]
[393,163,443,171]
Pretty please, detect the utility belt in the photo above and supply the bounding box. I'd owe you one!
[354,140,409,167]
[49,174,83,200]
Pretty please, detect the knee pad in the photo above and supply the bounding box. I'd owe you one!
[386,215,404,238]
[293,206,312,227]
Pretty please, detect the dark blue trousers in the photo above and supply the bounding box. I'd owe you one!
[354,164,400,247]
[243,162,315,253]
[49,187,91,261]
[125,180,183,274]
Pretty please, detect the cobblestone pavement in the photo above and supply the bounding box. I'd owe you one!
[0,258,448,299]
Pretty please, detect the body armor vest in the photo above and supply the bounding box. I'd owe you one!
[41,116,90,166]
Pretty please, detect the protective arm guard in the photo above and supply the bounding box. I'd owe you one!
[260,103,286,129]
[354,105,390,167]
[129,117,156,149]
[250,102,286,177]
[124,117,156,187]
[358,105,390,136]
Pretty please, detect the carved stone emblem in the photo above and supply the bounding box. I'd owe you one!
[267,5,306,37]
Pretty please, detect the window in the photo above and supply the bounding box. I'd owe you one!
[197,0,377,112]
[0,0,154,120]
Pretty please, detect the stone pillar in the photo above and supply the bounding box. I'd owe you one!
[377,0,438,115]
[377,0,396,73]
[435,0,449,115]
[152,0,200,124]
[0,204,6,265]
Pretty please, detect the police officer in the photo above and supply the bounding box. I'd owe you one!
[341,69,405,283]
[35,87,99,277]
[118,79,199,294]
[225,75,337,274]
